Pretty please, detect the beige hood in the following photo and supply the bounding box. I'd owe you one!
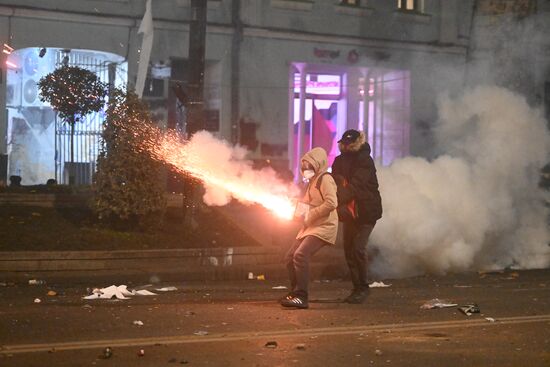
[301,147,328,176]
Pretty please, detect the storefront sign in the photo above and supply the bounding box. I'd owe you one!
[313,48,340,59]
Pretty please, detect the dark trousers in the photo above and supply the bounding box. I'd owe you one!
[284,236,327,298]
[342,222,374,291]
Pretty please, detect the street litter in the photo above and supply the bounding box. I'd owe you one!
[133,320,144,326]
[265,341,278,348]
[28,279,46,285]
[193,330,209,336]
[34,298,41,303]
[155,286,178,292]
[272,286,288,290]
[375,349,383,356]
[47,290,57,296]
[420,298,458,309]
[248,272,254,280]
[369,281,391,288]
[138,349,145,357]
[82,285,157,300]
[458,304,480,316]
[103,347,113,359]
[485,317,496,322]
[256,275,266,280]
[296,343,306,350]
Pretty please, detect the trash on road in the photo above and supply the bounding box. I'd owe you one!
[138,349,145,357]
[34,298,41,303]
[296,343,306,350]
[485,317,496,322]
[375,349,383,356]
[272,286,288,290]
[369,281,391,288]
[47,290,57,296]
[83,285,157,300]
[247,272,254,280]
[256,275,266,280]
[29,279,46,285]
[156,286,178,292]
[420,298,458,309]
[458,304,480,316]
[193,330,209,336]
[133,320,144,326]
[265,341,278,348]
[103,347,113,359]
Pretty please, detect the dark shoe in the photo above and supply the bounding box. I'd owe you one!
[279,292,295,302]
[345,289,369,304]
[280,295,309,309]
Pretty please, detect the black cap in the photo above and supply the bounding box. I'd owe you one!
[338,129,360,144]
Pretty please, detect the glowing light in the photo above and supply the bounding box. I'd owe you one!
[5,60,17,69]
[2,43,13,55]
[147,131,297,220]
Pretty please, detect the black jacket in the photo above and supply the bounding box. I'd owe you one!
[332,143,382,224]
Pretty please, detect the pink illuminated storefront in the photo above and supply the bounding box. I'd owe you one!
[289,63,410,179]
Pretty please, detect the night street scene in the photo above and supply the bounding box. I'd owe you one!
[0,0,550,366]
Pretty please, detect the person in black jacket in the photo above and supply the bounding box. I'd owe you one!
[332,129,382,304]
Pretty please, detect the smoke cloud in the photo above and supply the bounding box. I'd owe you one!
[371,85,550,278]
[183,131,297,207]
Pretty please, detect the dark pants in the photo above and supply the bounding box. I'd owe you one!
[342,222,374,291]
[284,236,327,298]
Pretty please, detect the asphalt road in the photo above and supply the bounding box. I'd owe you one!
[1,269,549,366]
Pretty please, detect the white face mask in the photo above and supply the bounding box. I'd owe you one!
[302,169,315,180]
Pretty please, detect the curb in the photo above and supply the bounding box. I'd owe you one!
[0,246,349,281]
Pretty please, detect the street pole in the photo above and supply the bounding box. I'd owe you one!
[183,0,207,229]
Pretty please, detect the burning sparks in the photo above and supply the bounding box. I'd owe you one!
[144,129,297,220]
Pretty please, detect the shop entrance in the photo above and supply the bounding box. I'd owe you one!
[289,63,410,180]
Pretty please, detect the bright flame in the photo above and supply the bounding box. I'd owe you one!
[148,130,297,220]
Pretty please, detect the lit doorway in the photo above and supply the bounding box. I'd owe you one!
[289,63,410,179]
[5,48,127,185]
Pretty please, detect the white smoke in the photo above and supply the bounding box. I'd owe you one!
[371,86,550,278]
[184,131,297,207]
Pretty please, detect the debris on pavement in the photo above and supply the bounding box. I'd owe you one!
[47,290,57,296]
[138,349,145,357]
[420,298,458,309]
[296,343,306,350]
[156,286,178,292]
[458,304,480,316]
[272,286,288,290]
[265,341,278,348]
[34,298,41,303]
[485,317,496,322]
[28,279,46,285]
[369,281,391,288]
[256,275,266,280]
[375,349,383,356]
[247,272,254,280]
[193,330,209,336]
[133,320,144,326]
[83,285,157,300]
[103,347,113,359]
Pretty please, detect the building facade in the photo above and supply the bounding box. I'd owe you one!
[0,0,547,185]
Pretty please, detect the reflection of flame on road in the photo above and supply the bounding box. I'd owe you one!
[145,130,296,220]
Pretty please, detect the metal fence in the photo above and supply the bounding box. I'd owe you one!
[54,51,117,185]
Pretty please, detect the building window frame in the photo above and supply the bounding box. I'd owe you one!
[397,0,424,13]
[339,0,361,6]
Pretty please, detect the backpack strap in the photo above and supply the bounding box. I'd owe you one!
[314,172,331,201]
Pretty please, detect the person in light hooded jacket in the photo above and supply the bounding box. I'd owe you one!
[281,147,338,309]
